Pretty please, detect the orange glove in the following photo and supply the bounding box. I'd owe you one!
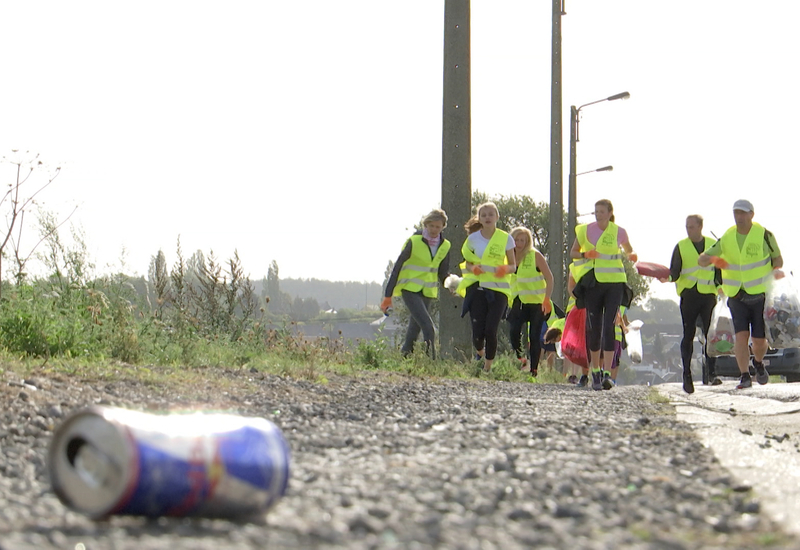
[495,264,511,277]
[710,256,729,269]
[542,299,552,315]
[627,252,638,263]
[380,297,393,314]
[583,250,600,259]
[471,265,484,276]
[774,268,786,280]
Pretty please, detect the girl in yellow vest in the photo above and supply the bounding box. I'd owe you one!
[507,227,553,376]
[382,209,452,360]
[569,199,637,391]
[460,202,516,373]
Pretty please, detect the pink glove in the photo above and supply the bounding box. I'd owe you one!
[380,297,393,314]
[774,268,786,280]
[542,299,552,315]
[471,265,484,276]
[627,252,638,263]
[495,265,511,277]
[583,250,600,259]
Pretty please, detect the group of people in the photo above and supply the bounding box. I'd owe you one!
[381,197,783,393]
[664,199,783,393]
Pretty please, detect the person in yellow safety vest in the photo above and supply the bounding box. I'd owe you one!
[699,199,784,390]
[569,198,637,391]
[659,214,723,394]
[382,208,452,360]
[507,227,554,376]
[459,202,516,374]
[604,305,629,387]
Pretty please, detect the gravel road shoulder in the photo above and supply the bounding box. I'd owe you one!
[1,367,797,549]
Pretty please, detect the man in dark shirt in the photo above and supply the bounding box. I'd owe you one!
[660,215,721,393]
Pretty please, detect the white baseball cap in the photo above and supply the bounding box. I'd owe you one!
[733,199,754,212]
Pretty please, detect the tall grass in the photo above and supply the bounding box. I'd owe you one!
[0,227,570,386]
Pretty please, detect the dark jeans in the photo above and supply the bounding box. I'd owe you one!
[507,298,549,368]
[401,290,436,359]
[585,281,624,352]
[468,287,508,360]
[679,287,717,376]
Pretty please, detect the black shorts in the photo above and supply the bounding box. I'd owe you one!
[727,293,766,338]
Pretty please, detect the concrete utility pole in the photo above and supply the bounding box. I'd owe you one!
[549,0,565,309]
[439,0,472,359]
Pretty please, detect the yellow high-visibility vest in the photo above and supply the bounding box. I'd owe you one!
[393,235,451,298]
[459,229,513,302]
[575,222,626,283]
[719,223,771,297]
[676,236,716,296]
[615,305,628,341]
[456,261,478,298]
[511,249,546,304]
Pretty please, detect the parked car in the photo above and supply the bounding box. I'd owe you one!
[712,348,800,382]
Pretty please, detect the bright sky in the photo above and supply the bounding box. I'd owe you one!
[3,1,798,304]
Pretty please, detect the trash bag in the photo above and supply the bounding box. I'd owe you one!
[561,307,588,368]
[707,297,736,357]
[764,272,800,348]
[626,319,644,363]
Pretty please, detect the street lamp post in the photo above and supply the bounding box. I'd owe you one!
[566,92,629,273]
[576,165,613,177]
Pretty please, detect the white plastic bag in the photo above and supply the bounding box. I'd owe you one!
[626,319,644,364]
[707,297,735,357]
[764,272,800,348]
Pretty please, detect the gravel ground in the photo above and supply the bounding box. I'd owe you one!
[1,367,797,550]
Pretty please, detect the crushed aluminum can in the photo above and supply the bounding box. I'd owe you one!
[48,406,290,519]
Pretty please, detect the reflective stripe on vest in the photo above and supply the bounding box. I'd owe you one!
[676,236,716,296]
[393,235,451,299]
[576,222,627,283]
[456,261,478,298]
[719,223,771,297]
[512,250,547,304]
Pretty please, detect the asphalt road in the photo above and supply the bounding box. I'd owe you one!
[657,380,800,537]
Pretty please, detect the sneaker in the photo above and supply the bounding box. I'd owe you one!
[748,364,756,377]
[754,360,769,385]
[736,373,752,389]
[602,372,615,390]
[577,374,589,387]
[682,372,695,394]
[567,375,578,384]
[591,371,603,391]
[709,377,722,386]
[531,368,538,378]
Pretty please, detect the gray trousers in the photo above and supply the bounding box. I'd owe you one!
[401,290,436,360]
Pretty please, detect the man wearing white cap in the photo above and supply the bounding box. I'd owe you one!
[698,200,784,389]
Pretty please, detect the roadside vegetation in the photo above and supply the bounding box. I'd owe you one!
[0,226,569,386]
[0,152,648,387]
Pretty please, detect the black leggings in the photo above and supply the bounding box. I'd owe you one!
[585,281,624,352]
[679,287,717,375]
[507,298,548,368]
[468,288,508,360]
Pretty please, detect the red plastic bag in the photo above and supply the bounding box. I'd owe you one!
[635,261,670,279]
[561,307,588,367]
